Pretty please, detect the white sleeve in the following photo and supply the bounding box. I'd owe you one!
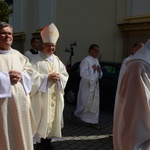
[99,70,103,78]
[0,72,11,98]
[38,74,67,92]
[57,74,68,90]
[21,72,32,95]
[38,75,48,92]
[80,59,93,80]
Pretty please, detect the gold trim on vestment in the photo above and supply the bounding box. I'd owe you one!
[48,82,56,131]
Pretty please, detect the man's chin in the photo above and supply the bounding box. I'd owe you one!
[47,52,54,56]
[5,42,12,46]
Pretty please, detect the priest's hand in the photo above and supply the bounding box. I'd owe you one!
[97,66,101,72]
[48,72,60,82]
[9,70,22,85]
[92,64,97,73]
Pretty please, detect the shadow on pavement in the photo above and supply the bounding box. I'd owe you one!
[51,103,114,150]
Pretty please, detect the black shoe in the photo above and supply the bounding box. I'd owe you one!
[36,142,45,150]
[71,112,78,124]
[41,138,53,150]
[33,144,37,150]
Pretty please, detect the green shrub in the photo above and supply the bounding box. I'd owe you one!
[0,0,9,22]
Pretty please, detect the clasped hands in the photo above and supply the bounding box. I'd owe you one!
[92,65,101,73]
[48,72,60,82]
[9,70,22,85]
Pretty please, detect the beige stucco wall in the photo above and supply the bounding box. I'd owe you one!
[10,0,150,65]
[55,0,126,64]
[10,0,126,65]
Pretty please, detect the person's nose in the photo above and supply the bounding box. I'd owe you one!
[5,33,12,38]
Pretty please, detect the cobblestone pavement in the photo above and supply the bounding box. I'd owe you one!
[51,103,114,150]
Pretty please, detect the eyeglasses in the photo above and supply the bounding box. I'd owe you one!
[92,49,99,52]
[0,32,13,36]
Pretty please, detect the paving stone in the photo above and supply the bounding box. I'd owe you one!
[50,103,114,150]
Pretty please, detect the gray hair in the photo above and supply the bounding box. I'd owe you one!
[0,22,13,31]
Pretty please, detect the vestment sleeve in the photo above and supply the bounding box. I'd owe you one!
[21,71,32,95]
[57,61,69,91]
[38,75,48,92]
[80,59,93,80]
[80,58,101,81]
[0,72,11,98]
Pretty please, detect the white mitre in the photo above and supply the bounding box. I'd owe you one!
[40,23,59,44]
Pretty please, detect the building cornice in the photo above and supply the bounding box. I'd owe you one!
[13,32,26,40]
[118,15,150,34]
[32,29,42,38]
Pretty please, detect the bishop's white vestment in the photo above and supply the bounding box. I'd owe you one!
[30,52,69,140]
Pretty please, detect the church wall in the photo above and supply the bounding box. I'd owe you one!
[55,0,125,64]
[9,0,150,64]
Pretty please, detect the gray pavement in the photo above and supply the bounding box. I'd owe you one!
[51,103,114,150]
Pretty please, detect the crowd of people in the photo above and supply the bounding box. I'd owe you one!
[0,21,150,150]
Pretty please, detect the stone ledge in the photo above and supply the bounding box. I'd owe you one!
[13,32,26,40]
[118,15,150,34]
